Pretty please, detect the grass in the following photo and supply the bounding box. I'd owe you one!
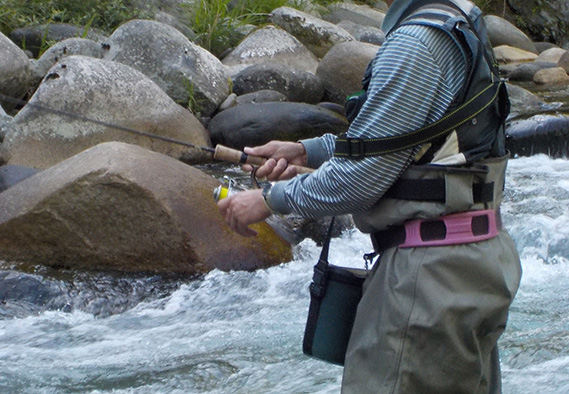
[1,0,156,36]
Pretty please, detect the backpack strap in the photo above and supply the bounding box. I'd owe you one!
[335,78,503,159]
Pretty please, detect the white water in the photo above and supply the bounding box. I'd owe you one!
[1,154,568,394]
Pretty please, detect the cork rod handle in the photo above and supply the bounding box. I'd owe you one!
[213,145,314,174]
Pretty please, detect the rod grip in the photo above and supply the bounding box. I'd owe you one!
[213,145,314,174]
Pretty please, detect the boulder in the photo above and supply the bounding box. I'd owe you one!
[270,6,354,59]
[0,142,292,273]
[558,51,569,74]
[9,23,107,58]
[316,41,379,104]
[0,106,10,141]
[506,114,569,159]
[501,62,558,82]
[484,15,538,54]
[0,32,32,113]
[208,102,349,150]
[0,165,39,192]
[30,38,105,88]
[507,0,569,49]
[535,47,568,63]
[533,67,569,85]
[505,84,551,119]
[322,3,385,29]
[222,25,320,75]
[232,63,324,104]
[103,19,230,117]
[1,55,212,170]
[534,42,561,53]
[493,45,538,64]
[336,21,386,46]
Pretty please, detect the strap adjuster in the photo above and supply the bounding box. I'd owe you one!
[347,138,365,159]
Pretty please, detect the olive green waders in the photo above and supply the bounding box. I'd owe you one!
[341,230,521,393]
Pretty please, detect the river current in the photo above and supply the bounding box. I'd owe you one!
[0,154,568,394]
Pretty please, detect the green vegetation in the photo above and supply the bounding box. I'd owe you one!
[0,0,151,36]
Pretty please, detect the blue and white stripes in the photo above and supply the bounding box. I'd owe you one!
[269,24,466,218]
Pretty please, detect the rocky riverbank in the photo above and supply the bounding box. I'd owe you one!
[0,1,568,273]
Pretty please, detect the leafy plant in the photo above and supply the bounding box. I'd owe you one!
[0,0,151,36]
[186,0,296,58]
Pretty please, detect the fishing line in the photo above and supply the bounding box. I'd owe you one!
[0,93,314,172]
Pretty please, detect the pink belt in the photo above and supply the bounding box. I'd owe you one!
[371,209,501,251]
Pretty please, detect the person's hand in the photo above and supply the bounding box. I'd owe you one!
[217,189,271,237]
[242,141,307,181]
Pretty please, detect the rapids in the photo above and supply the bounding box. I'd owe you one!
[0,154,568,393]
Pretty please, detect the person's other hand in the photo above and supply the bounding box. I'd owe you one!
[217,189,271,237]
[242,141,307,181]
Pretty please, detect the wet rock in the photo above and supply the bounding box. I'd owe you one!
[1,55,211,170]
[505,83,552,119]
[316,41,379,104]
[0,32,32,113]
[271,6,354,59]
[208,102,349,150]
[103,19,230,117]
[0,142,292,273]
[222,25,320,75]
[232,63,324,104]
[506,114,569,158]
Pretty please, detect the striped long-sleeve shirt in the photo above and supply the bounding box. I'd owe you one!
[269,24,466,219]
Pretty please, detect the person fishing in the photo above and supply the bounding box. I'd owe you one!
[217,0,522,392]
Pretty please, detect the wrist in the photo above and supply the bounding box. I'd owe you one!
[262,184,278,215]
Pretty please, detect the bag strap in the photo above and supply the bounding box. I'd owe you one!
[309,217,336,299]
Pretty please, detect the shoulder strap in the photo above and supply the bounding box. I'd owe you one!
[335,78,503,159]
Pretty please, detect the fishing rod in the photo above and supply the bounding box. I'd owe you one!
[0,93,313,173]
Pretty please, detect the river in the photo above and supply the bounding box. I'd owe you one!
[0,153,568,394]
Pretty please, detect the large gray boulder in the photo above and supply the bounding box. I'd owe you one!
[0,32,32,113]
[507,0,569,49]
[270,6,354,59]
[222,25,320,75]
[316,41,379,104]
[0,142,292,273]
[9,23,107,58]
[208,102,349,150]
[103,19,230,117]
[322,3,385,29]
[232,63,324,104]
[336,20,386,46]
[501,62,558,82]
[1,55,211,169]
[484,15,538,54]
[30,38,105,88]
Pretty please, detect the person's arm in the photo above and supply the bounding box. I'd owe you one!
[268,26,465,218]
[219,26,465,235]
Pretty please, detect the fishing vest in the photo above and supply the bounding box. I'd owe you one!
[343,1,511,233]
